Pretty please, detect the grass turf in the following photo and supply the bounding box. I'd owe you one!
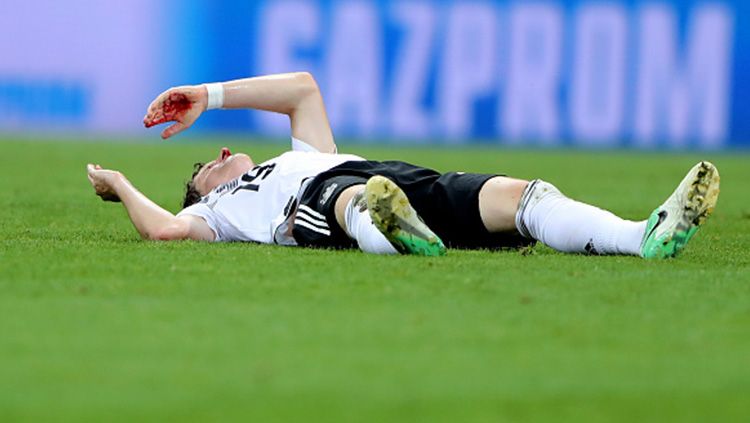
[1,137,749,422]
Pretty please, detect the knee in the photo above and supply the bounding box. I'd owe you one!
[334,184,366,231]
[483,177,529,205]
[478,177,530,233]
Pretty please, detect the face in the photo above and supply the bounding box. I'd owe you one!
[193,147,254,195]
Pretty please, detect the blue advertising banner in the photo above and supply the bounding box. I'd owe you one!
[2,1,749,149]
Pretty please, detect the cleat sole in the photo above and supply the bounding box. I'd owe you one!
[365,176,446,256]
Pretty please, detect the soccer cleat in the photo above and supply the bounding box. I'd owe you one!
[640,161,720,259]
[364,175,447,256]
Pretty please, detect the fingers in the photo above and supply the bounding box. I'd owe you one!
[144,95,162,120]
[144,115,167,128]
[86,163,103,173]
[161,121,188,140]
[143,89,171,127]
[144,89,185,125]
[143,86,200,134]
[86,164,106,186]
[144,106,166,127]
[86,163,98,184]
[86,164,97,188]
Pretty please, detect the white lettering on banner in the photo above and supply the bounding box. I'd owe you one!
[437,2,498,141]
[326,2,382,136]
[635,4,733,148]
[249,1,735,147]
[388,2,437,139]
[501,4,564,144]
[570,4,627,145]
[257,0,320,135]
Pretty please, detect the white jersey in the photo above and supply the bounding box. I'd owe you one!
[177,140,364,243]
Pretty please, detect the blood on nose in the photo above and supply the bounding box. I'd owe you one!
[220,147,232,160]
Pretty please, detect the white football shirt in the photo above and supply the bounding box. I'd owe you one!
[177,139,363,243]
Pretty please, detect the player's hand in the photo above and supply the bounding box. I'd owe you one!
[143,85,208,140]
[87,164,123,202]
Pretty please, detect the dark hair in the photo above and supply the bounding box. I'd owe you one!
[182,162,205,208]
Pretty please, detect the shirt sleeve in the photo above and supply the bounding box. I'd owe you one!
[176,203,221,241]
[291,137,321,153]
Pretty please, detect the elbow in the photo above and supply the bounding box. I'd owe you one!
[147,223,189,241]
[292,72,322,105]
[294,71,319,94]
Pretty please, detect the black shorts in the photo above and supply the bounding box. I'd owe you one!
[292,160,533,250]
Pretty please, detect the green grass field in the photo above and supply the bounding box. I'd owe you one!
[1,137,749,422]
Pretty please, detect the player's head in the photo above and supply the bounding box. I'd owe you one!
[182,147,254,208]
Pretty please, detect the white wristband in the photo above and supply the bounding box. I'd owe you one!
[204,83,224,110]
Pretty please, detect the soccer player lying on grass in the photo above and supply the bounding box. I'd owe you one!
[87,72,719,259]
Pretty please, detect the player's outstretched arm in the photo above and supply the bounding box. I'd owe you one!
[143,72,336,153]
[86,164,214,241]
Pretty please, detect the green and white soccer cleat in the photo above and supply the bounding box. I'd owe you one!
[640,161,720,259]
[364,175,447,256]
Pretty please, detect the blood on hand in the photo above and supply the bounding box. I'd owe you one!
[145,92,192,128]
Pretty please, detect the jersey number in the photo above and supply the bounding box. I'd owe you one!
[231,163,276,195]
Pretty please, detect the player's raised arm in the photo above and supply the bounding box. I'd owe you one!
[143,85,208,140]
[86,164,214,241]
[223,72,336,153]
[143,72,337,153]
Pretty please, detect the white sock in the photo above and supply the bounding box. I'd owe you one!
[344,196,398,255]
[515,180,647,255]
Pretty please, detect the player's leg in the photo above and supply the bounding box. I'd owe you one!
[293,160,445,255]
[363,176,446,256]
[333,184,397,255]
[333,181,446,256]
[483,161,720,258]
[493,176,648,255]
[477,176,530,233]
[479,175,647,255]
